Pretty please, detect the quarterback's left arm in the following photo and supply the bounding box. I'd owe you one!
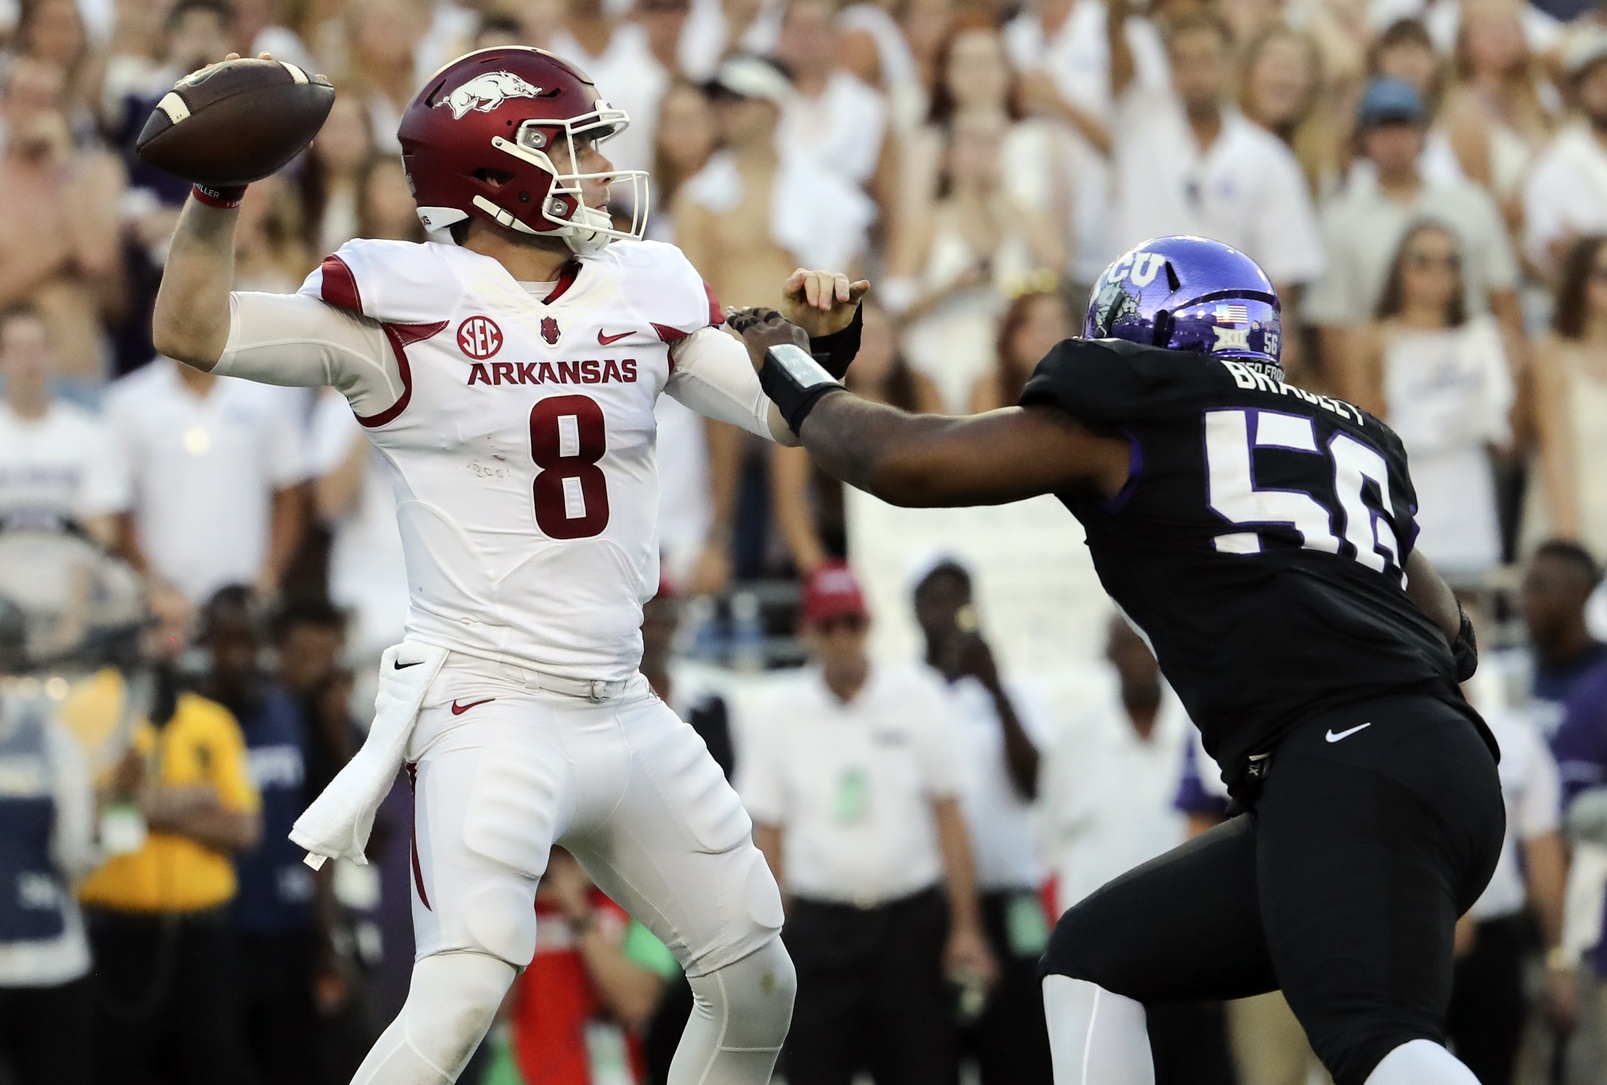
[667,328,798,445]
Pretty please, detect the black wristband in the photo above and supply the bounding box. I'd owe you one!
[808,303,864,380]
[760,343,848,433]
[1452,602,1478,682]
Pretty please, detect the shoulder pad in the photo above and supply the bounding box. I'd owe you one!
[592,240,723,343]
[298,239,463,325]
[1020,338,1221,424]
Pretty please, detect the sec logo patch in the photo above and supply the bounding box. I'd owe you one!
[457,316,503,360]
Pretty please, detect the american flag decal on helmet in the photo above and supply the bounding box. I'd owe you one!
[1214,304,1250,325]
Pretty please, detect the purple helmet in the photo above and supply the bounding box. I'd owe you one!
[1085,236,1283,377]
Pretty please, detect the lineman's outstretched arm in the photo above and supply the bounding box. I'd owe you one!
[736,313,1131,507]
[798,396,1129,507]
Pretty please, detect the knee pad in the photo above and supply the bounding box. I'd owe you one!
[455,748,567,964]
[688,936,796,1049]
[682,847,786,979]
[462,881,541,965]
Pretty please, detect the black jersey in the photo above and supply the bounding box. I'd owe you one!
[1020,337,1488,792]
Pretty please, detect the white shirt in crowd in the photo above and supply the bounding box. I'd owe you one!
[777,71,889,190]
[680,149,875,275]
[676,0,787,81]
[1111,101,1324,287]
[945,675,1047,892]
[105,360,307,604]
[1002,1,1170,129]
[1523,124,1607,274]
[309,391,408,662]
[0,401,128,528]
[1381,314,1512,576]
[547,23,669,176]
[1308,170,1518,326]
[1040,687,1190,912]
[738,663,964,906]
[1470,709,1562,921]
[1003,1,1169,277]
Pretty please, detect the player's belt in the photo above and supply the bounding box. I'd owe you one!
[504,666,630,703]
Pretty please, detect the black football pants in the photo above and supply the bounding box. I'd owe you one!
[783,887,959,1085]
[1040,694,1505,1085]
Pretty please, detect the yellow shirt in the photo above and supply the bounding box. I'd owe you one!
[62,670,260,914]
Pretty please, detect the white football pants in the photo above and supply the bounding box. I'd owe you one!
[352,657,790,1084]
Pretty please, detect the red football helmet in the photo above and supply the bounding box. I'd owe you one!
[397,47,648,253]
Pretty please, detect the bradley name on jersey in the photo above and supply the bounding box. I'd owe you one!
[1216,358,1364,427]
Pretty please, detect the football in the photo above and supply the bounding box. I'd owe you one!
[135,58,335,188]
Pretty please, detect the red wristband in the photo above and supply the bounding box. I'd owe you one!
[192,183,247,209]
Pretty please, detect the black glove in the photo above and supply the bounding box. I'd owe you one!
[1452,602,1478,683]
[808,302,864,380]
[759,341,847,434]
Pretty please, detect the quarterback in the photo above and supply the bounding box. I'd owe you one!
[152,47,859,1085]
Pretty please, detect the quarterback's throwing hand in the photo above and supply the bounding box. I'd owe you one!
[780,268,870,338]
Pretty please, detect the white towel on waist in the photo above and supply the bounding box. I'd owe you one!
[291,640,448,866]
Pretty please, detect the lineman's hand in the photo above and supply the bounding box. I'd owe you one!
[780,268,870,338]
[728,307,844,435]
[728,307,811,370]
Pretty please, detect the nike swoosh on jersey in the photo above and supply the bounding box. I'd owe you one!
[597,329,633,345]
[1325,722,1372,743]
[394,659,423,669]
[450,698,496,715]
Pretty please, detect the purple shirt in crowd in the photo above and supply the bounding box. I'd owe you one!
[1551,660,1607,975]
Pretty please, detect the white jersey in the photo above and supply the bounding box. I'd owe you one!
[215,237,775,681]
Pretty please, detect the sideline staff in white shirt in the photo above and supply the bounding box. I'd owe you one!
[739,562,995,1085]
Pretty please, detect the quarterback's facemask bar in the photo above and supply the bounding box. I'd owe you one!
[483,109,649,253]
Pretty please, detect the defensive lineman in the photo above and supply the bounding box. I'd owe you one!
[736,235,1504,1085]
[153,47,863,1085]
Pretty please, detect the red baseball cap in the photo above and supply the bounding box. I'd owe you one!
[801,561,869,626]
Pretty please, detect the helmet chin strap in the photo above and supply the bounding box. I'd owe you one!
[561,206,614,254]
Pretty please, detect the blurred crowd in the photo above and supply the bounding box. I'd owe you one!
[2,0,1607,1081]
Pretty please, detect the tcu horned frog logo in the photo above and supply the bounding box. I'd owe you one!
[457,316,503,360]
[440,71,545,120]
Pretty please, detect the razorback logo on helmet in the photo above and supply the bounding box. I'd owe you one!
[540,316,560,346]
[440,71,544,120]
[457,316,503,360]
